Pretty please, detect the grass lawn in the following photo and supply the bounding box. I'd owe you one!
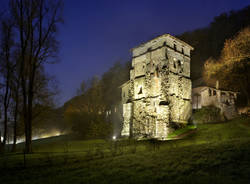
[167,124,197,139]
[0,117,250,184]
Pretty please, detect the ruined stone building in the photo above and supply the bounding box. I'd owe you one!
[192,80,238,120]
[120,34,194,139]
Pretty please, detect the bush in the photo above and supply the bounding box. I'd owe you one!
[66,112,113,139]
[193,106,222,124]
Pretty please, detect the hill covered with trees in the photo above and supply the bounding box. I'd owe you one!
[178,5,250,79]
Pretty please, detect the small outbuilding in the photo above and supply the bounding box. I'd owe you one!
[192,80,238,120]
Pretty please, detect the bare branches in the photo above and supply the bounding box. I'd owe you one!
[9,0,63,153]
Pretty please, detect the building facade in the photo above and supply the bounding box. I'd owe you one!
[120,34,194,139]
[192,85,238,120]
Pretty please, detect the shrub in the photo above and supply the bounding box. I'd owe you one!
[193,106,222,124]
[66,112,113,139]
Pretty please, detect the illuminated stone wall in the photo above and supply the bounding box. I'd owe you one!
[121,34,194,139]
[194,87,238,120]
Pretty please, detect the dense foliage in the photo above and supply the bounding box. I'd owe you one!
[203,27,250,106]
[178,5,250,80]
[193,106,222,124]
[63,62,130,138]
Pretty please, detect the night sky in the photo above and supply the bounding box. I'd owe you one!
[7,0,250,105]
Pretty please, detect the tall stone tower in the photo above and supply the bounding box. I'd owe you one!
[121,34,194,139]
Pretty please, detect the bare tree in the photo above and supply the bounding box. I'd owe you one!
[10,58,22,152]
[9,0,63,153]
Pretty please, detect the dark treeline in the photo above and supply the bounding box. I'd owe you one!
[178,5,250,80]
[61,62,130,139]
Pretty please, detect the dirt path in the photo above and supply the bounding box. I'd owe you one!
[174,129,197,139]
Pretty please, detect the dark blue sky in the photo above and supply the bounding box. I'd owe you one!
[44,0,250,105]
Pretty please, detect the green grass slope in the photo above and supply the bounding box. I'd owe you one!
[0,117,250,184]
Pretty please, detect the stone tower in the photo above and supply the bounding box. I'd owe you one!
[120,34,194,139]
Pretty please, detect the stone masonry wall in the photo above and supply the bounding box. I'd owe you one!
[121,34,193,139]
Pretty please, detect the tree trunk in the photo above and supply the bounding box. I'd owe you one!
[246,93,250,107]
[3,73,11,146]
[26,93,33,153]
[12,98,18,152]
[25,122,32,153]
[0,131,3,153]
[12,112,18,152]
[24,109,32,153]
[25,68,35,154]
[12,78,20,152]
[12,115,17,152]
[18,0,31,154]
[23,97,32,153]
[3,109,8,146]
[22,78,30,153]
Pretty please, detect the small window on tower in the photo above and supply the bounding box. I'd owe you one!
[155,67,159,77]
[178,60,183,73]
[138,87,143,94]
[173,62,176,69]
[174,44,177,51]
[165,48,168,59]
[181,48,184,54]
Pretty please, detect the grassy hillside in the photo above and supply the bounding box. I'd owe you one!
[0,117,250,184]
